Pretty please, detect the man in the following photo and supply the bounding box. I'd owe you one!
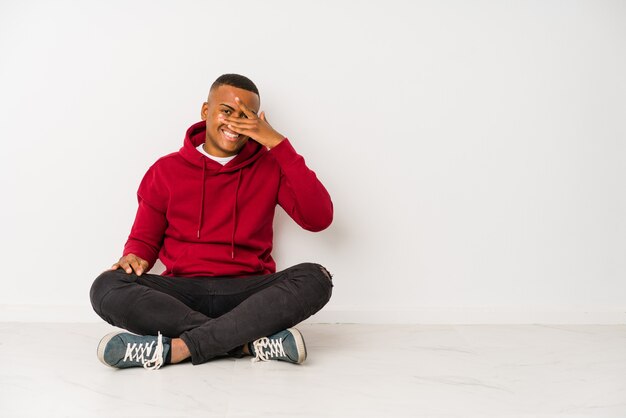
[90,74,334,370]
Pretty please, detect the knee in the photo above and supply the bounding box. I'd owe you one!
[89,269,131,315]
[296,262,333,282]
[300,263,333,284]
[294,262,334,305]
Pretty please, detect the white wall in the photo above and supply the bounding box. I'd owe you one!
[1,0,624,323]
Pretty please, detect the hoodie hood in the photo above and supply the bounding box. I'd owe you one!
[179,120,267,258]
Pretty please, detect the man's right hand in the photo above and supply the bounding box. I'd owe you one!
[110,254,149,276]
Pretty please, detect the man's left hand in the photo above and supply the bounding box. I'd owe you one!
[219,97,285,149]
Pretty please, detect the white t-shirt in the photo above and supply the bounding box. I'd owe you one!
[196,144,237,165]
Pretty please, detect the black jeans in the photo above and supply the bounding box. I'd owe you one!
[89,262,333,365]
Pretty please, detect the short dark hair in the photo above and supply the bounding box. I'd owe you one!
[210,73,259,97]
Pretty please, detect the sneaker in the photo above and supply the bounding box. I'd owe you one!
[97,331,170,370]
[249,328,307,364]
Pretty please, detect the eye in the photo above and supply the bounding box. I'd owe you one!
[221,109,231,115]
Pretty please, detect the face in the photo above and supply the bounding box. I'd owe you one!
[200,84,260,157]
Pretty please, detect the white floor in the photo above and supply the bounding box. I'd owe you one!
[0,323,625,418]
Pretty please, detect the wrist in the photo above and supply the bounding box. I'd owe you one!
[266,135,285,150]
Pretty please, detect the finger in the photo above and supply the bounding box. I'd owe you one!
[226,124,252,137]
[119,259,132,274]
[235,97,257,119]
[223,117,258,132]
[260,111,267,122]
[225,120,257,131]
[218,116,258,130]
[220,116,256,127]
[109,263,119,271]
[130,258,142,275]
[137,259,149,276]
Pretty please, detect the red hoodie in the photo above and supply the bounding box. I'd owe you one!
[123,120,333,278]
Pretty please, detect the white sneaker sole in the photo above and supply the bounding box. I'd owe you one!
[287,327,307,364]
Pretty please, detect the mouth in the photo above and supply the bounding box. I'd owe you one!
[220,127,242,142]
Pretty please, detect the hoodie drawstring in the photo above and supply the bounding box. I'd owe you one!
[231,169,242,259]
[197,161,242,260]
[197,159,206,239]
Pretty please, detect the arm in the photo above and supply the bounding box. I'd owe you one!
[110,164,168,275]
[271,139,333,231]
[222,97,333,231]
[122,197,167,270]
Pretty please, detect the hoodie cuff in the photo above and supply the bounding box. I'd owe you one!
[268,138,300,167]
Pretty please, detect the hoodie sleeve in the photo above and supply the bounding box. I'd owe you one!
[122,164,168,269]
[269,138,333,232]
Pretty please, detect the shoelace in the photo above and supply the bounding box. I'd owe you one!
[251,336,286,363]
[123,332,164,370]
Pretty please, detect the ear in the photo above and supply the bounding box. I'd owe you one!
[201,102,209,121]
